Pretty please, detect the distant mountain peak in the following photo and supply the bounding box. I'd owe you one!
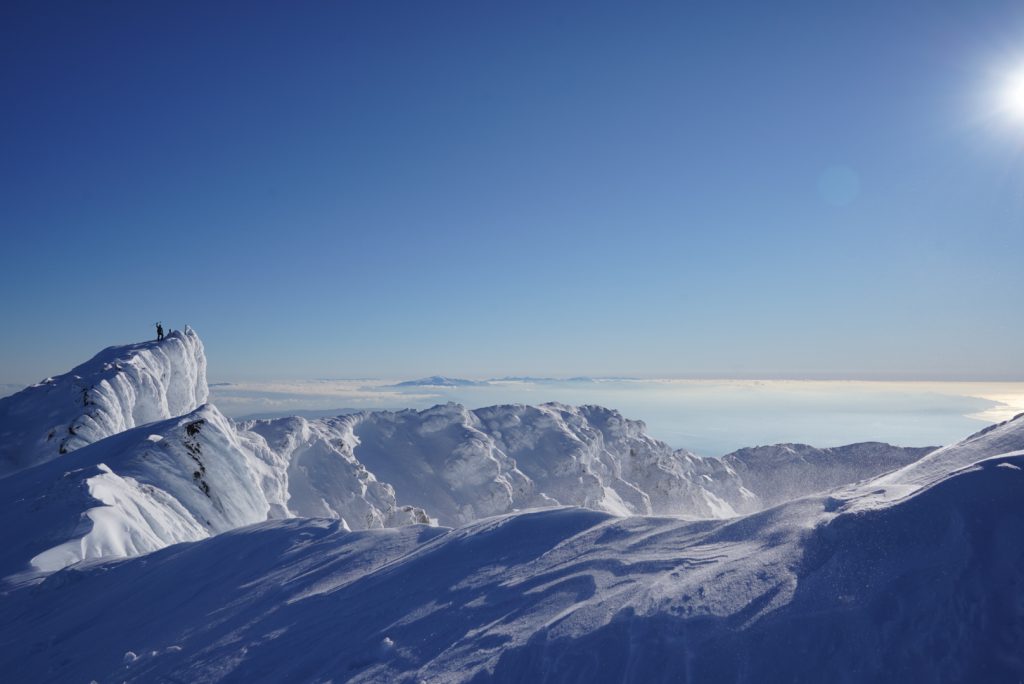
[390,376,487,388]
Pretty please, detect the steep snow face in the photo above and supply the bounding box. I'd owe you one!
[0,405,273,577]
[474,403,757,518]
[243,416,431,529]
[325,402,758,527]
[723,441,934,507]
[0,329,208,477]
[5,452,1022,683]
[331,404,537,526]
[245,403,949,528]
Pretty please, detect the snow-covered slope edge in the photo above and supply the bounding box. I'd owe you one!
[0,405,273,578]
[3,451,1022,682]
[723,441,934,507]
[877,411,1024,488]
[0,404,436,579]
[249,402,761,526]
[0,329,207,477]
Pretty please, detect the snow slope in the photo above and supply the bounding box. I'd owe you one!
[2,332,1023,681]
[243,415,431,528]
[0,405,275,578]
[2,450,1021,683]
[313,402,758,526]
[1,330,1001,584]
[0,329,207,477]
[722,441,934,507]
[876,411,1024,488]
[0,405,441,578]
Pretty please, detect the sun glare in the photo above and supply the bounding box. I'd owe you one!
[998,66,1024,121]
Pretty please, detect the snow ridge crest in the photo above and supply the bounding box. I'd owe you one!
[0,327,208,477]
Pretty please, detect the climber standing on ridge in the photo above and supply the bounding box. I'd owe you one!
[156,322,164,341]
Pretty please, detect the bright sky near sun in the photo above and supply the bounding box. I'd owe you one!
[1,1,1022,383]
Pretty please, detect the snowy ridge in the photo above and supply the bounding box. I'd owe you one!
[876,411,1024,488]
[243,415,431,528]
[321,402,758,527]
[0,405,274,577]
[3,330,1012,583]
[0,328,207,477]
[722,441,934,507]
[3,451,1022,682]
[3,331,1024,680]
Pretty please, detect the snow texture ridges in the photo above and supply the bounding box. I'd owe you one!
[0,328,207,477]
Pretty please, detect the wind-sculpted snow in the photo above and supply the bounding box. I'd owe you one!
[876,411,1024,489]
[321,402,758,527]
[722,441,934,507]
[243,415,431,528]
[3,332,1024,681]
[0,403,441,578]
[0,328,207,477]
[0,405,274,577]
[474,403,758,518]
[5,330,1015,585]
[3,453,1022,683]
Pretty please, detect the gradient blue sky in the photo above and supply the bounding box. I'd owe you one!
[2,1,1022,383]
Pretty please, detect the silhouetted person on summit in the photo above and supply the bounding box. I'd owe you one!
[156,323,164,341]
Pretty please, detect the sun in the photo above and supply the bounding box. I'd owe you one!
[998,67,1024,121]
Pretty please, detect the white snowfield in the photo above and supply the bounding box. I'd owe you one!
[2,331,1023,681]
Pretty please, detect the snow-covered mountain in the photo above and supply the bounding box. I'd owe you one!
[0,331,970,578]
[3,446,1022,682]
[877,410,1024,488]
[722,441,934,507]
[2,331,1024,681]
[304,402,758,527]
[0,328,207,477]
[390,376,487,387]
[0,405,271,578]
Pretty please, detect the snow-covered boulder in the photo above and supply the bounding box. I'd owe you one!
[0,328,208,477]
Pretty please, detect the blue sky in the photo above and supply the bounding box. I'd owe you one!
[2,1,1023,383]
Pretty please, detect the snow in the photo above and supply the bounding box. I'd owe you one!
[0,404,276,577]
[2,451,1023,682]
[2,330,996,579]
[722,441,934,507]
[2,331,1023,681]
[243,415,431,528]
[0,328,207,477]
[877,411,1024,488]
